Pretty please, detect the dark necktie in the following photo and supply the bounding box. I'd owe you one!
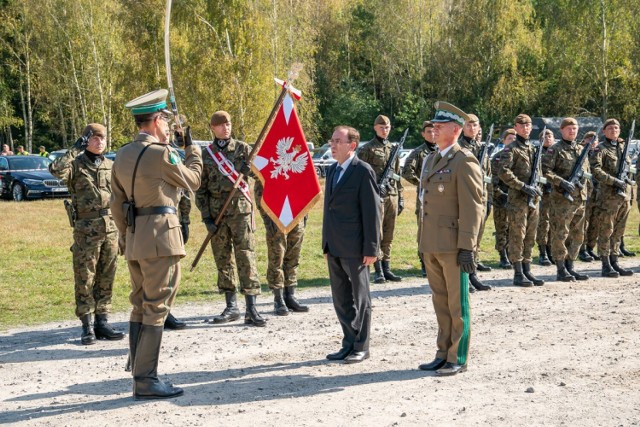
[433,152,442,165]
[332,165,342,190]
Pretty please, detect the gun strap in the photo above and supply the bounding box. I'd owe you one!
[130,144,152,204]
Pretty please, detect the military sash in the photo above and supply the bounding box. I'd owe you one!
[206,145,253,204]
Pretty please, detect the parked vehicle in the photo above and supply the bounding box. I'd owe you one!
[0,155,69,201]
[398,148,412,169]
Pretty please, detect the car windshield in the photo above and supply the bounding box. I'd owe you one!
[7,156,52,171]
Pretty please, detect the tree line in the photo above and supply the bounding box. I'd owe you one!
[0,0,638,154]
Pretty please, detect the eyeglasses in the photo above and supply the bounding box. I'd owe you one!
[328,139,349,145]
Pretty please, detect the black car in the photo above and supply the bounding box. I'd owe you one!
[0,155,69,201]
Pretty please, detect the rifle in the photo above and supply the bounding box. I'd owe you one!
[478,124,494,184]
[614,120,635,197]
[378,128,409,197]
[526,127,546,209]
[562,129,600,202]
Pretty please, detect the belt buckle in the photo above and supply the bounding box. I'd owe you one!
[99,208,110,216]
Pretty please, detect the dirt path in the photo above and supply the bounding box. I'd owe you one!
[1,260,640,426]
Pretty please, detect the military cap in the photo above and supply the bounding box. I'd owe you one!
[603,118,620,129]
[432,101,469,126]
[560,117,578,129]
[502,128,517,138]
[210,110,231,126]
[465,114,479,123]
[82,123,107,138]
[422,120,434,130]
[125,89,171,116]
[583,131,597,139]
[539,129,554,140]
[514,114,532,124]
[374,115,391,126]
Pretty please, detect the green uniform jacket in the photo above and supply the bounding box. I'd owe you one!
[358,137,403,197]
[589,138,632,202]
[542,139,589,202]
[496,136,541,206]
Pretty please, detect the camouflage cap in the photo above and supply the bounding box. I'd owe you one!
[125,89,171,116]
[465,114,479,123]
[514,114,532,124]
[422,120,434,130]
[210,110,231,126]
[603,118,620,129]
[560,117,578,129]
[374,115,391,126]
[432,101,469,126]
[82,123,107,138]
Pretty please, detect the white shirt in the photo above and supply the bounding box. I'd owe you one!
[335,154,355,184]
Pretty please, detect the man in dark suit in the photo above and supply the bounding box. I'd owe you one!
[322,125,381,364]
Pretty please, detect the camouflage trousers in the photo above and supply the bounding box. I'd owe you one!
[259,211,306,290]
[583,197,598,248]
[378,194,398,261]
[71,227,118,318]
[507,202,539,263]
[535,194,552,246]
[493,206,509,251]
[594,199,631,257]
[210,213,261,295]
[548,195,585,261]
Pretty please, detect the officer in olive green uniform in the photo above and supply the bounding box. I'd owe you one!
[359,115,404,283]
[491,129,516,269]
[254,179,309,316]
[195,111,266,327]
[401,120,437,278]
[111,89,202,400]
[589,118,634,277]
[50,123,125,345]
[579,132,599,262]
[496,114,544,287]
[535,129,556,266]
[542,118,590,282]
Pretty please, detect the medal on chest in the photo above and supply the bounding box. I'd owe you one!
[438,184,445,193]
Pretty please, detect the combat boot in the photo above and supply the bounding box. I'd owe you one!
[381,260,402,282]
[94,314,125,340]
[164,312,186,330]
[273,288,290,316]
[284,286,309,312]
[125,321,142,372]
[469,272,492,291]
[499,249,512,269]
[419,253,427,278]
[546,245,555,264]
[133,325,183,400]
[578,245,594,262]
[538,245,551,266]
[610,255,633,276]
[522,262,544,286]
[80,313,96,345]
[620,238,636,257]
[373,261,386,284]
[586,246,600,261]
[212,291,241,324]
[476,262,492,272]
[556,259,576,282]
[601,256,620,278]
[513,262,532,287]
[244,295,267,327]
[565,259,589,281]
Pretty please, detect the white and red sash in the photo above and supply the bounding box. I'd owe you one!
[206,145,252,204]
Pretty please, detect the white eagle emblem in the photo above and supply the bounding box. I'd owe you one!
[269,137,308,179]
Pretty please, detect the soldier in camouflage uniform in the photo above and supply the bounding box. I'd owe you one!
[542,118,590,282]
[579,132,599,262]
[496,114,544,287]
[49,123,125,345]
[535,129,556,266]
[401,120,436,278]
[589,118,634,277]
[254,179,309,316]
[359,115,404,283]
[195,111,266,327]
[491,129,516,269]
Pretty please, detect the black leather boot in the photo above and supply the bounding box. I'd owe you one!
[373,261,386,284]
[133,325,183,400]
[499,249,512,269]
[556,259,576,282]
[212,291,241,324]
[244,295,267,327]
[610,255,633,276]
[513,262,532,287]
[419,253,427,278]
[601,256,620,278]
[476,261,492,272]
[125,321,142,372]
[381,260,402,282]
[522,262,544,286]
[80,313,96,345]
[284,286,309,312]
[586,246,600,261]
[164,312,187,330]
[620,238,635,257]
[565,259,589,281]
[273,288,290,316]
[94,314,125,340]
[538,245,551,266]
[469,272,492,291]
[546,245,555,264]
[578,245,594,262]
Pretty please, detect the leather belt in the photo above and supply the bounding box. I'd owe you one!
[76,208,111,219]
[136,206,177,216]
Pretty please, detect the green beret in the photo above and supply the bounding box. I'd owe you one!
[374,115,390,126]
[422,120,434,130]
[603,118,620,129]
[210,110,231,126]
[514,114,532,124]
[465,114,479,123]
[82,123,107,138]
[560,117,578,129]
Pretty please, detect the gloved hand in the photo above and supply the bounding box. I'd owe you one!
[397,196,404,215]
[613,178,627,190]
[457,249,475,274]
[521,184,542,198]
[180,222,189,244]
[73,131,91,150]
[239,160,251,176]
[379,185,388,198]
[559,179,576,193]
[575,180,584,190]
[203,218,218,235]
[174,126,193,147]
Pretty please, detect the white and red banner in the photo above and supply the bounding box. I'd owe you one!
[252,81,321,233]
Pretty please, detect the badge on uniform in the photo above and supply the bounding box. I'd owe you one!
[169,150,181,165]
[438,184,445,193]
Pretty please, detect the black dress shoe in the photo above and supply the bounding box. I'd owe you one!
[164,313,187,330]
[344,350,369,364]
[326,346,353,361]
[435,362,467,376]
[418,357,447,371]
[476,262,492,272]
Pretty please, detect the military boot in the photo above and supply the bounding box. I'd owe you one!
[601,256,620,278]
[538,245,551,266]
[94,314,125,340]
[284,286,309,312]
[556,259,576,282]
[244,295,267,327]
[273,288,290,316]
[610,255,633,276]
[164,312,186,330]
[125,321,142,372]
[469,272,492,291]
[373,261,386,284]
[212,291,241,324]
[578,245,594,262]
[586,246,600,261]
[381,260,402,282]
[499,249,512,269]
[546,245,555,264]
[522,262,544,286]
[620,238,636,257]
[419,253,427,278]
[513,262,532,287]
[80,313,96,345]
[476,262,492,272]
[565,259,589,281]
[133,325,183,400]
